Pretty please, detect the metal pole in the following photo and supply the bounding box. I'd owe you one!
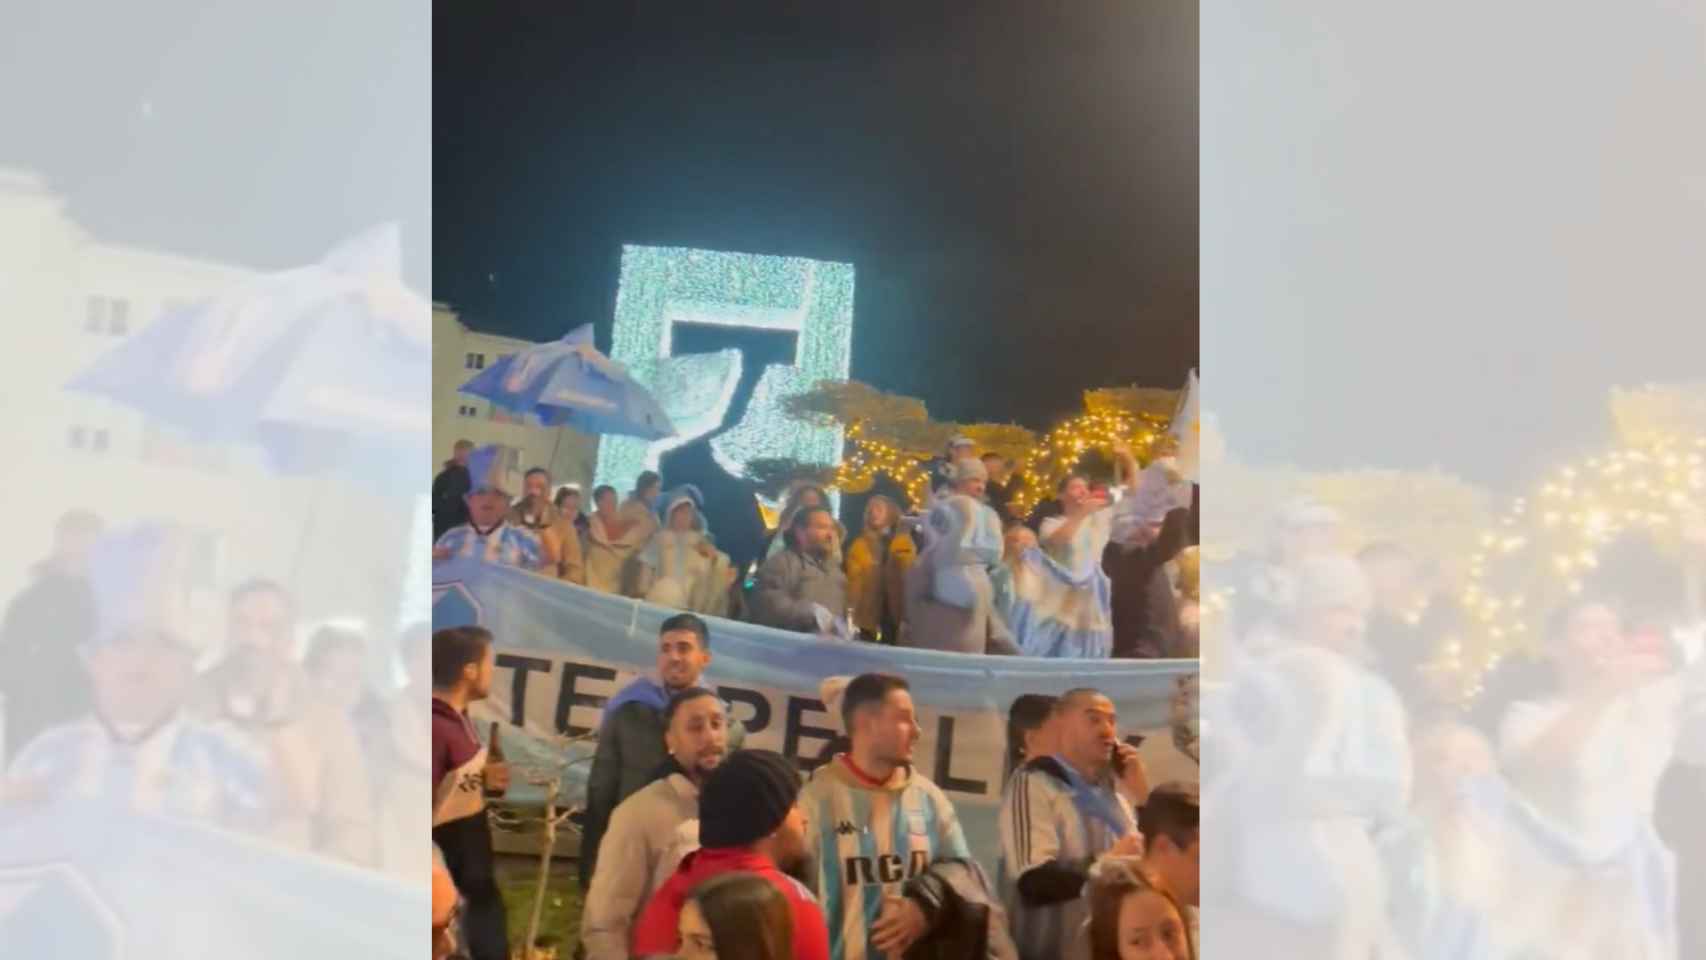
[523,778,558,958]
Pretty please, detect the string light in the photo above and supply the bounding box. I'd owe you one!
[1449,434,1706,705]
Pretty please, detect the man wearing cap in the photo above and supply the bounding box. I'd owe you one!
[929,436,978,497]
[433,444,547,572]
[581,686,729,960]
[5,525,272,830]
[630,749,831,960]
[433,439,475,540]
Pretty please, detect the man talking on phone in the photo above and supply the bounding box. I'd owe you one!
[998,688,1150,960]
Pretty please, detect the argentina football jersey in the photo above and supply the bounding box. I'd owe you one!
[434,521,542,569]
[8,715,272,830]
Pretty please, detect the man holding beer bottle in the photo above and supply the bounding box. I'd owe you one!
[431,626,511,960]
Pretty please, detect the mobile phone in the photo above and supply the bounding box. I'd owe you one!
[1110,735,1146,774]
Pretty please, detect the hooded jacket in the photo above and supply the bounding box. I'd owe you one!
[581,768,703,960]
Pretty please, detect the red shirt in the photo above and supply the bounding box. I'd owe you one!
[630,846,831,960]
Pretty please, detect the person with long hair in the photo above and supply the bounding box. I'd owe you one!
[1086,856,1195,960]
[635,491,734,616]
[675,871,796,960]
[844,495,915,644]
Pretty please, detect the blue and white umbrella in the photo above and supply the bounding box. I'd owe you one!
[458,324,675,440]
[65,224,431,490]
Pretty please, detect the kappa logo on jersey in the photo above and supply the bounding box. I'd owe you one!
[836,821,860,836]
[843,850,929,887]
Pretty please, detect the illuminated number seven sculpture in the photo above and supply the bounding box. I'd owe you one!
[593,245,856,503]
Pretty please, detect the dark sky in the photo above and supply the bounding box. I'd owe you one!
[433,0,1198,431]
[1,0,430,285]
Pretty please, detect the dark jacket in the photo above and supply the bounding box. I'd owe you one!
[751,548,848,633]
[0,569,95,756]
[1024,499,1063,534]
[904,858,1020,960]
[432,463,472,540]
[1104,507,1192,659]
[985,480,1018,528]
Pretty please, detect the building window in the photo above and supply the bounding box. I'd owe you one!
[465,352,486,370]
[458,404,480,418]
[84,297,131,335]
[69,425,112,453]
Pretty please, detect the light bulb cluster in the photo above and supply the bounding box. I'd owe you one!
[834,421,933,507]
[1449,435,1706,703]
[1005,412,1161,518]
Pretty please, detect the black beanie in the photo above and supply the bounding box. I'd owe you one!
[699,749,802,849]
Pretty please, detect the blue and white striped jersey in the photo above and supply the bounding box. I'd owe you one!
[798,756,971,960]
[434,521,542,570]
[8,715,272,831]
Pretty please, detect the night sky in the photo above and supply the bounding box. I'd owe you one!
[433,0,1198,432]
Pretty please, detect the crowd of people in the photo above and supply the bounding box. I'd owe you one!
[431,618,1200,960]
[430,436,1201,661]
[0,511,431,880]
[427,433,1203,959]
[1205,496,1706,959]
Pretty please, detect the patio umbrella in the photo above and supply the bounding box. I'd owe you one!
[65,223,430,491]
[458,324,675,440]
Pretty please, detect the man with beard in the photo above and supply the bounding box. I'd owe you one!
[798,673,975,960]
[579,613,744,890]
[581,687,730,959]
[433,445,547,572]
[630,749,830,960]
[1000,688,1147,960]
[431,625,511,960]
[0,508,102,757]
[751,506,849,633]
[192,578,373,865]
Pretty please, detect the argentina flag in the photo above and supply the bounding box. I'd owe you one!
[0,798,422,959]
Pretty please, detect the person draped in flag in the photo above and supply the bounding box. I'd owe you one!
[796,673,974,960]
[999,688,1150,960]
[432,444,546,572]
[1004,446,1143,658]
